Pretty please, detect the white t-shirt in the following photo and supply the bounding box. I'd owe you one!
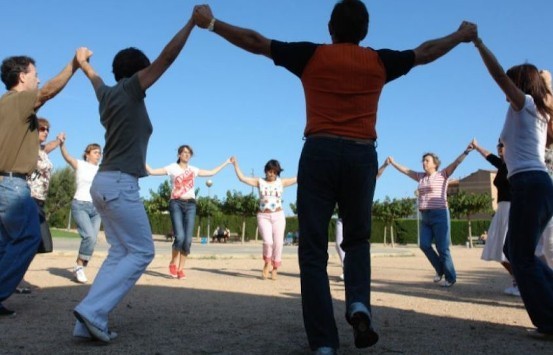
[74,160,100,202]
[165,163,200,200]
[500,95,548,178]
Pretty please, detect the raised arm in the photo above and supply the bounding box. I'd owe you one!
[58,133,78,170]
[193,5,271,58]
[387,156,419,182]
[43,132,63,154]
[376,160,389,179]
[443,142,474,177]
[230,157,259,187]
[198,157,232,177]
[76,47,104,91]
[281,176,297,188]
[473,37,525,111]
[471,138,491,159]
[413,21,476,66]
[35,49,86,109]
[145,164,168,176]
[137,16,195,91]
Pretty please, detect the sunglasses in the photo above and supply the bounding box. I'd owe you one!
[39,126,49,133]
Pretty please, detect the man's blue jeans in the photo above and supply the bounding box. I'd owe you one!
[0,176,41,304]
[297,137,377,350]
[505,171,553,333]
[419,209,456,283]
[169,199,196,255]
[72,200,101,261]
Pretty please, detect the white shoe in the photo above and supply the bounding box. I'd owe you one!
[339,274,344,281]
[440,280,455,288]
[433,274,443,283]
[504,286,521,297]
[74,266,88,283]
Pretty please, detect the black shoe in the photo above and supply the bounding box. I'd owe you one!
[351,312,379,348]
[527,328,553,341]
[15,287,32,294]
[0,306,16,317]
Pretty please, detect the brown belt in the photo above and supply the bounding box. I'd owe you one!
[0,172,27,179]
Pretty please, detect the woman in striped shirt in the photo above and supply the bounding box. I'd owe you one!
[387,143,473,287]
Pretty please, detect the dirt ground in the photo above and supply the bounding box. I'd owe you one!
[0,243,550,354]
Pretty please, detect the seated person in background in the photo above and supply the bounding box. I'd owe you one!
[480,231,488,244]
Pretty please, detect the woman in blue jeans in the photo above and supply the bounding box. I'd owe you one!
[387,144,473,287]
[60,134,102,284]
[147,145,231,279]
[473,35,553,337]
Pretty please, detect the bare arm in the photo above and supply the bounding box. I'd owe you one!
[471,138,491,159]
[194,5,271,58]
[443,142,474,177]
[198,158,232,177]
[281,177,297,187]
[387,156,419,181]
[137,17,195,91]
[230,157,259,187]
[473,37,525,111]
[58,133,78,170]
[413,21,477,66]
[376,161,389,179]
[43,134,63,154]
[35,50,85,109]
[146,164,168,176]
[76,48,104,91]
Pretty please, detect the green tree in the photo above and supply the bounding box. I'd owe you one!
[46,166,76,227]
[448,191,493,247]
[196,187,221,238]
[372,197,415,247]
[144,180,171,215]
[289,202,297,215]
[221,190,258,243]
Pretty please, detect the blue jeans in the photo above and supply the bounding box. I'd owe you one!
[419,209,456,283]
[74,171,154,335]
[0,176,41,304]
[297,137,377,350]
[169,199,196,255]
[72,200,101,261]
[505,171,553,333]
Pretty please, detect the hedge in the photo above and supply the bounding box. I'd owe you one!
[147,213,491,245]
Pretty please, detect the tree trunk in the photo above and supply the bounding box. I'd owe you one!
[467,218,473,248]
[241,219,246,244]
[391,224,395,248]
[383,226,387,246]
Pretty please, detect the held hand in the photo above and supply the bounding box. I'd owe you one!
[57,132,66,144]
[457,21,477,43]
[229,156,237,165]
[387,156,394,165]
[193,4,214,29]
[466,142,475,152]
[76,47,93,65]
[471,137,478,148]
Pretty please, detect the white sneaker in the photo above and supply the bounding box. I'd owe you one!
[74,266,88,283]
[339,273,344,281]
[433,274,443,283]
[504,286,521,297]
[440,280,455,288]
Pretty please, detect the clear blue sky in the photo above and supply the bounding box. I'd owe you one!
[3,1,552,215]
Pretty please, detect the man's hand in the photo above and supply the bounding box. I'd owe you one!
[76,47,93,66]
[457,21,477,43]
[193,4,214,29]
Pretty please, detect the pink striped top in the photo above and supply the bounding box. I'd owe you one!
[415,171,449,210]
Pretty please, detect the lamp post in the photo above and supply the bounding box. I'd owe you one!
[206,179,213,243]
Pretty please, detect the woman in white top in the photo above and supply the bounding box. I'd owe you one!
[473,35,553,337]
[147,145,231,280]
[230,157,296,280]
[387,143,473,288]
[59,134,102,284]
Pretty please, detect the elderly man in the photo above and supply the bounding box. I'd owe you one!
[0,49,89,317]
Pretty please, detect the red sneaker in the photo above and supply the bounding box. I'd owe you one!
[177,270,186,280]
[169,264,178,278]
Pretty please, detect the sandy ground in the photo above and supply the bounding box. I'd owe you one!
[0,241,551,355]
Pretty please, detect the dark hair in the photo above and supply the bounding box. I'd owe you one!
[1,56,35,90]
[176,145,194,163]
[264,159,283,176]
[83,143,102,161]
[422,153,441,170]
[112,47,150,82]
[329,0,369,44]
[506,64,553,118]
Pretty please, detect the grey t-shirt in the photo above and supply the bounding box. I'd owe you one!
[96,74,152,177]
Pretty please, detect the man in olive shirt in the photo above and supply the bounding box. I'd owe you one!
[0,49,90,316]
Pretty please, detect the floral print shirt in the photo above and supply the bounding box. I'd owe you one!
[27,148,53,201]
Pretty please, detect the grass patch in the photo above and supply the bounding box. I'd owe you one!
[51,229,80,239]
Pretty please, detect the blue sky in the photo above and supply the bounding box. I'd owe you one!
[3,1,552,215]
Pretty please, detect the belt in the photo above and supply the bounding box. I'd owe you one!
[0,172,27,179]
[306,133,376,146]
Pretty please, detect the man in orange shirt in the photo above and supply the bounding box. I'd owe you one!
[193,2,476,353]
